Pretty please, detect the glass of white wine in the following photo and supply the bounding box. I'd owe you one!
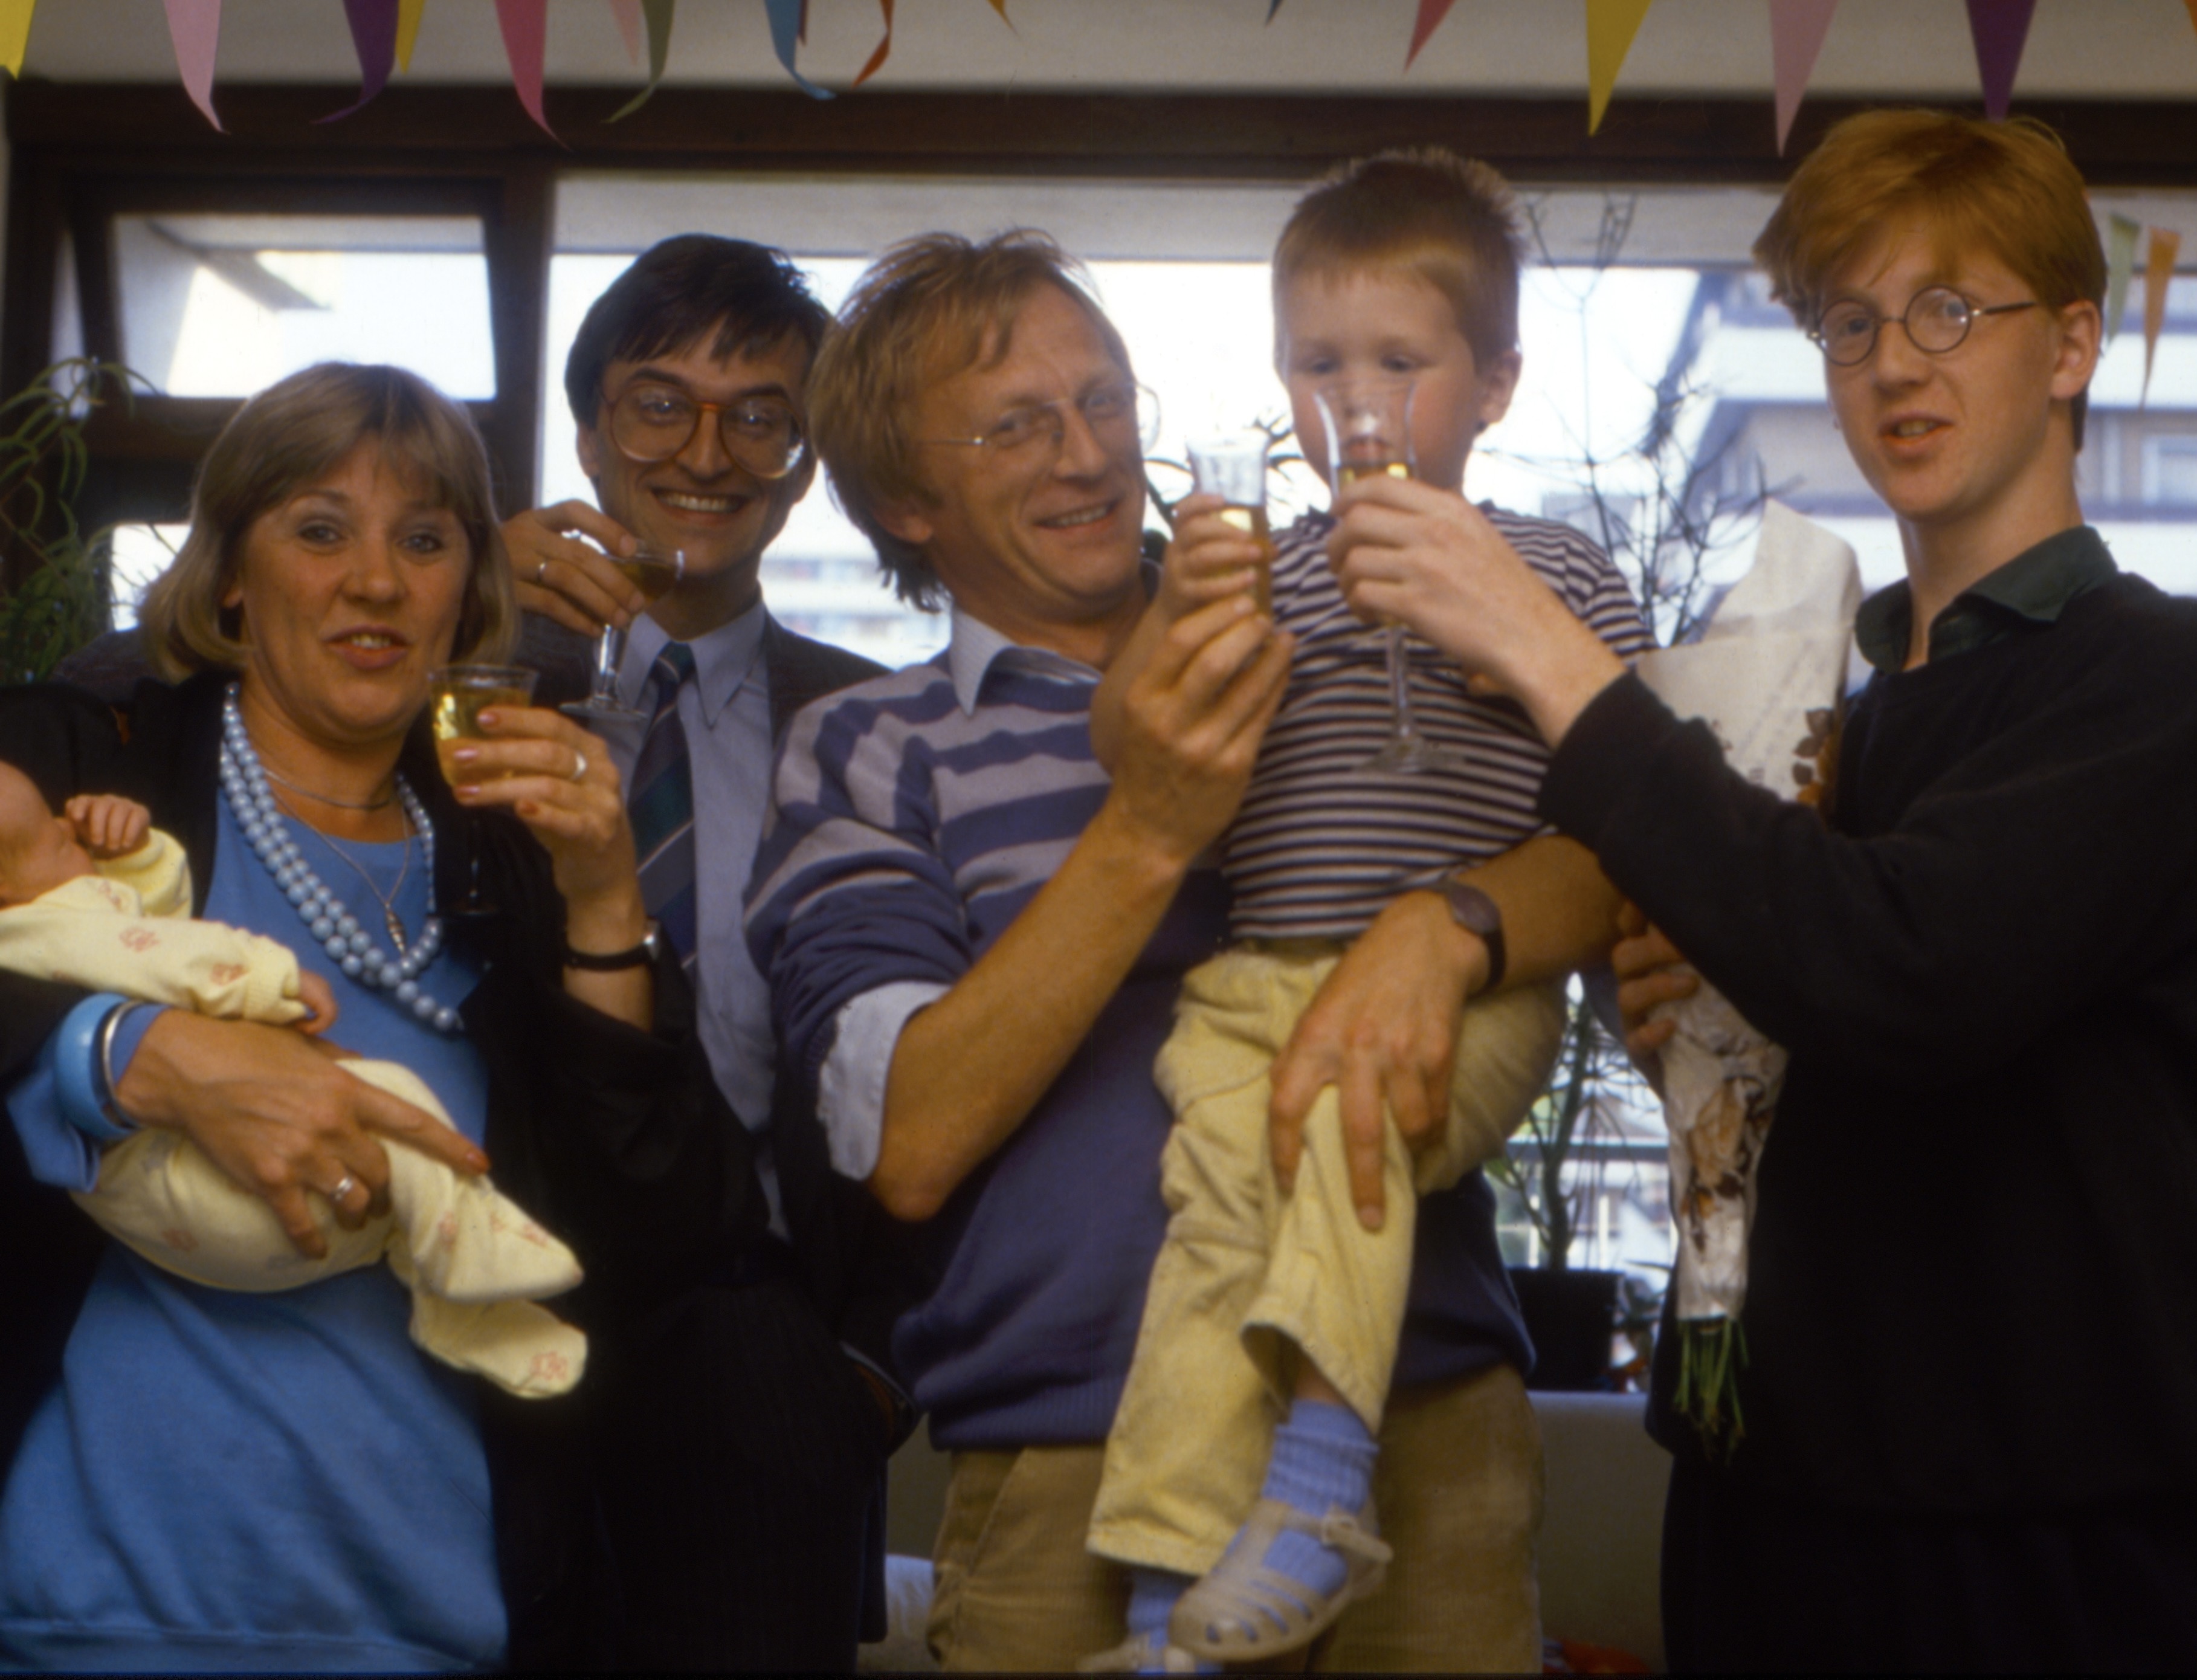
[1186,431,1276,614]
[428,662,540,915]
[1314,379,1464,775]
[563,542,685,722]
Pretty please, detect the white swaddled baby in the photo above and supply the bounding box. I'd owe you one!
[0,761,586,1398]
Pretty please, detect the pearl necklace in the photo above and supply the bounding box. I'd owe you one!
[219,686,461,1034]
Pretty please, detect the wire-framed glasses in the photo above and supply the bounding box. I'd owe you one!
[603,381,808,478]
[1810,285,2039,367]
[919,380,1159,462]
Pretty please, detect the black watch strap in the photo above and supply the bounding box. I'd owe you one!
[1440,877,1506,991]
[564,920,663,972]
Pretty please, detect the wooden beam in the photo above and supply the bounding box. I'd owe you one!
[10,82,2197,186]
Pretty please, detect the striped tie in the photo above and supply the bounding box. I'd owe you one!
[628,641,698,974]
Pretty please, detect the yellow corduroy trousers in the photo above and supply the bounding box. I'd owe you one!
[1085,945,1564,1577]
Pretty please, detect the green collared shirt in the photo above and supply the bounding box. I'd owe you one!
[1854,525,2118,674]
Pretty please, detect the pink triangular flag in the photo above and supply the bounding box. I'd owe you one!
[1769,0,1838,154]
[161,0,222,132]
[1964,0,2034,121]
[606,0,641,63]
[494,0,555,138]
[1405,0,1457,68]
[2143,226,2181,409]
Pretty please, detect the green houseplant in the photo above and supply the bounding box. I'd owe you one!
[0,360,138,685]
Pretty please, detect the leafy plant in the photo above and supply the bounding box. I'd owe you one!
[0,360,141,685]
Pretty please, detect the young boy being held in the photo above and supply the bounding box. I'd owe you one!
[1085,150,1652,1671]
[0,762,587,1398]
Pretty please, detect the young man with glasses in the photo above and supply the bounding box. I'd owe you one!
[508,234,892,1672]
[1321,109,2197,1670]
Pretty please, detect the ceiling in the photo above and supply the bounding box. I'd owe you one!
[13,0,2197,100]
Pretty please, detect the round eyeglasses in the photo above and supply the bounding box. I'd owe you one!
[602,381,808,479]
[918,380,1159,464]
[1810,285,2039,368]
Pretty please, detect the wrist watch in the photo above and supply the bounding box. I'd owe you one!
[564,920,664,972]
[1439,876,1507,991]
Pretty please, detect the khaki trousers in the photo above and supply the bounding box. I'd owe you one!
[1086,948,1563,1575]
[926,1365,1544,1673]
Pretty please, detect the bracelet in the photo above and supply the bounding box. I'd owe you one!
[98,1000,147,1127]
[52,994,135,1143]
[563,920,663,972]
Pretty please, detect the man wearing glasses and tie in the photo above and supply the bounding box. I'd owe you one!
[508,234,891,1673]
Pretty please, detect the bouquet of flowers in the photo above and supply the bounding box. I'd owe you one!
[1634,502,1860,1455]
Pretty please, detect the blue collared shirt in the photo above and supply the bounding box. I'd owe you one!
[609,601,786,1231]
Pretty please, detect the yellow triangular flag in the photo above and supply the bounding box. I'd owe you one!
[1586,0,1654,135]
[0,0,34,77]
[397,0,426,72]
[2143,226,2181,410]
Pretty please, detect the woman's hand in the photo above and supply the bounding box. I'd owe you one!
[505,502,650,638]
[1326,474,1625,746]
[115,1010,488,1257]
[1612,899,1698,1085]
[1158,493,1270,621]
[1269,889,1489,1231]
[447,704,654,1027]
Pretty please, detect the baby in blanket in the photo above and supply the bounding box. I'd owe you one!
[0,760,586,1398]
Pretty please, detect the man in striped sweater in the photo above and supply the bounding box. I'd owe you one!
[747,222,1634,1672]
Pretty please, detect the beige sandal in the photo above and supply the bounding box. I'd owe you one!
[1168,1498,1392,1662]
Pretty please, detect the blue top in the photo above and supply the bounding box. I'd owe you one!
[0,793,503,1673]
[747,610,1529,1452]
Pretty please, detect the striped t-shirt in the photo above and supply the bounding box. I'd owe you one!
[1225,506,1653,941]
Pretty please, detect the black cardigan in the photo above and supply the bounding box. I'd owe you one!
[0,671,766,1667]
[1544,573,2197,1512]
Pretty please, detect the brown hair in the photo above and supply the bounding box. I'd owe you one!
[137,363,515,679]
[1754,109,2106,444]
[1273,147,1528,367]
[807,230,1133,610]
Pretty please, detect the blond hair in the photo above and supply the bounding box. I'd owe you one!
[1755,109,2106,443]
[807,230,1133,609]
[137,363,515,679]
[1273,147,1528,367]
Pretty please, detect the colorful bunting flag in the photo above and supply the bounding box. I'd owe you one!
[1769,0,1838,155]
[494,0,555,138]
[0,0,34,78]
[2106,213,2140,343]
[322,0,398,122]
[396,0,425,71]
[854,0,894,86]
[163,0,222,131]
[609,0,674,120]
[766,0,830,98]
[1964,0,2034,121]
[1586,0,1654,135]
[607,0,642,63]
[1405,0,1457,68]
[986,0,1011,21]
[2143,226,2181,409]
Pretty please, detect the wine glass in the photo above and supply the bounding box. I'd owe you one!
[428,663,539,915]
[561,542,685,722]
[1314,380,1465,775]
[1186,431,1276,614]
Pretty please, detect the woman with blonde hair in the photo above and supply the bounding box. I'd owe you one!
[0,363,752,1670]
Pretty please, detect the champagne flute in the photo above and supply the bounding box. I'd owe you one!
[429,663,540,915]
[562,542,685,722]
[1186,431,1276,614]
[1315,380,1465,775]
